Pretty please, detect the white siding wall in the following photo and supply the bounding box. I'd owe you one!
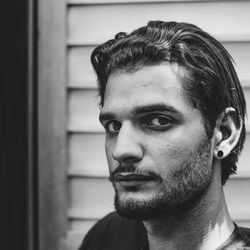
[64,1,250,249]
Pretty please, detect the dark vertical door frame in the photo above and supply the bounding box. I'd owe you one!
[1,1,37,250]
[28,0,38,249]
[38,0,67,249]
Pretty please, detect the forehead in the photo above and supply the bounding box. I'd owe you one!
[102,64,192,115]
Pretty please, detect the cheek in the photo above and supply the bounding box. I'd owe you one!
[145,139,198,173]
[149,139,191,160]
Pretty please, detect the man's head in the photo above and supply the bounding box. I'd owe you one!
[91,21,246,219]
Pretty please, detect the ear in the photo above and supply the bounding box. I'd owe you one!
[213,107,242,159]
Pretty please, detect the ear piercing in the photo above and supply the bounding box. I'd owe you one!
[217,150,224,158]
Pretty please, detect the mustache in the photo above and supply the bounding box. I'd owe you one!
[109,165,162,182]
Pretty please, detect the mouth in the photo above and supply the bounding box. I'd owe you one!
[115,173,154,181]
[114,173,156,188]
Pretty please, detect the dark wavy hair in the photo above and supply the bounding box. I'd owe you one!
[91,21,246,184]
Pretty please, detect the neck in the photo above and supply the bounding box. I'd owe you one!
[143,165,234,250]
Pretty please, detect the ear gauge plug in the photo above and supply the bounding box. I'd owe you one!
[217,150,224,158]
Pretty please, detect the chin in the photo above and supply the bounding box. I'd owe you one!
[114,191,175,220]
[114,181,211,221]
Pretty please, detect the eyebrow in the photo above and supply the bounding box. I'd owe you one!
[99,112,115,123]
[99,103,183,123]
[133,104,180,116]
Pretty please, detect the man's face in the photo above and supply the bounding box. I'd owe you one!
[99,64,215,220]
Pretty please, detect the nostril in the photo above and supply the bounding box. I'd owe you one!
[122,157,141,166]
[112,149,143,164]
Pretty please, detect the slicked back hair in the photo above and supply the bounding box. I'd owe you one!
[91,21,246,184]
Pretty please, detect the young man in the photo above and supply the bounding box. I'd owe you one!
[79,21,250,250]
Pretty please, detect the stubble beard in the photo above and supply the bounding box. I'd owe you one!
[112,139,214,220]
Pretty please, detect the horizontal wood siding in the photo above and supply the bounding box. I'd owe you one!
[68,178,114,219]
[68,47,95,88]
[68,0,225,4]
[68,1,250,45]
[68,89,102,132]
[65,1,250,249]
[68,133,107,176]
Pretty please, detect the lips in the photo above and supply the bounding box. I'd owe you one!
[114,173,155,182]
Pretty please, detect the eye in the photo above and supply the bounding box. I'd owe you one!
[105,120,122,133]
[149,117,170,126]
[144,116,173,130]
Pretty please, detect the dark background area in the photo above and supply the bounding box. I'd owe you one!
[1,1,37,250]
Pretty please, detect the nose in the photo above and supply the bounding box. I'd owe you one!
[112,121,143,164]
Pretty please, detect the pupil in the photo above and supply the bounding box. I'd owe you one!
[114,122,120,130]
[159,118,167,125]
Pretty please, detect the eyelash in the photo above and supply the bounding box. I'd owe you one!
[103,115,175,134]
[104,120,121,134]
[143,115,174,130]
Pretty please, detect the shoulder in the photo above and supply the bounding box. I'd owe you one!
[78,212,147,250]
[239,226,250,245]
[239,227,250,236]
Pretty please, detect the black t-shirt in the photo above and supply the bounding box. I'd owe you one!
[78,212,250,250]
